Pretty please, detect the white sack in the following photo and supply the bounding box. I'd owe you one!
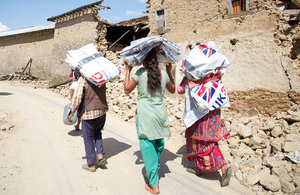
[66,43,121,87]
[181,42,230,81]
[120,36,183,66]
[190,79,230,112]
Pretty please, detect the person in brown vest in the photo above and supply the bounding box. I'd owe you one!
[68,75,108,172]
[69,69,83,131]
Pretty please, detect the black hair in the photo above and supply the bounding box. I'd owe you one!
[144,49,161,95]
[73,70,81,80]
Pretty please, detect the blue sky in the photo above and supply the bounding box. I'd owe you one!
[0,0,148,31]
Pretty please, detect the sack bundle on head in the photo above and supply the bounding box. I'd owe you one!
[181,42,231,112]
[180,42,230,81]
[65,43,121,87]
[120,36,183,66]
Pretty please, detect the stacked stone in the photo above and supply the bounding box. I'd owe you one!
[95,22,109,55]
[266,1,300,76]
[220,105,300,194]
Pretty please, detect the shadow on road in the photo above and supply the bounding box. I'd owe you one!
[134,148,179,183]
[79,137,132,169]
[103,137,132,160]
[176,144,222,182]
[0,92,13,96]
[68,129,82,136]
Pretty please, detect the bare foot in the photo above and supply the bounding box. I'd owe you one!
[145,184,159,194]
[221,166,232,187]
[186,167,202,175]
[221,165,228,177]
[82,164,96,172]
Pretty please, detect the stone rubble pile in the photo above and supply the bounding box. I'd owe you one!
[219,106,300,194]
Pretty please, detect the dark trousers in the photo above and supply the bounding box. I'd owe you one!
[82,114,106,165]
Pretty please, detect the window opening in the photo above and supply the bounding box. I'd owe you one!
[155,8,166,34]
[106,25,149,52]
[230,0,247,15]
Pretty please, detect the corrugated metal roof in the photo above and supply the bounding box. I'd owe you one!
[0,23,55,38]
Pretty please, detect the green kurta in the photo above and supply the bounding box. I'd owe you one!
[133,67,171,140]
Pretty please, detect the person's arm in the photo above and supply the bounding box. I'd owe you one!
[177,77,187,94]
[124,58,138,94]
[70,89,75,101]
[166,63,175,94]
[67,77,84,122]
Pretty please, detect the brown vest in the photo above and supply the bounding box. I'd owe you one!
[84,81,108,112]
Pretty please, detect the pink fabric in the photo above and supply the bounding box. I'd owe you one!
[185,109,230,173]
[186,139,226,173]
[187,77,219,89]
[177,79,187,94]
[186,109,230,142]
[177,77,220,95]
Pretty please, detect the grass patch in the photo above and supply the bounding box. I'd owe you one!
[48,81,58,86]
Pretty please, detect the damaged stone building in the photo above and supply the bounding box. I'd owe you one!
[146,0,299,113]
[0,0,299,114]
[0,0,149,82]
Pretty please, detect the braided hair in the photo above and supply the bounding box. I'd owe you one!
[144,49,161,95]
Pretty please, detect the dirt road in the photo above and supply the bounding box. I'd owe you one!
[0,82,253,195]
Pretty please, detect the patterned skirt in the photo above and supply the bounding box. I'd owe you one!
[186,109,230,173]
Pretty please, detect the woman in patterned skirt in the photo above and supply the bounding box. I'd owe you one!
[178,77,232,187]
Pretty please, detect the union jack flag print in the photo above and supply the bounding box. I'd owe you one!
[196,42,217,58]
[191,74,229,112]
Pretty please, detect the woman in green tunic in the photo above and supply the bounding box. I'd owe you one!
[124,49,175,194]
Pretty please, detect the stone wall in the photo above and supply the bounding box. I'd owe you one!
[0,30,54,78]
[147,0,299,94]
[0,12,100,83]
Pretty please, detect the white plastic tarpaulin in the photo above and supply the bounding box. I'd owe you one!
[180,42,230,81]
[65,43,121,87]
[180,42,231,128]
[120,36,183,66]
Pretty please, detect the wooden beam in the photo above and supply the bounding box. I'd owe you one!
[48,80,72,88]
[108,28,131,50]
[95,5,111,10]
[19,58,32,79]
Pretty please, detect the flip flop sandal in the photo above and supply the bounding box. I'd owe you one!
[82,164,96,172]
[186,167,202,176]
[145,184,159,195]
[221,167,232,187]
[98,158,107,166]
